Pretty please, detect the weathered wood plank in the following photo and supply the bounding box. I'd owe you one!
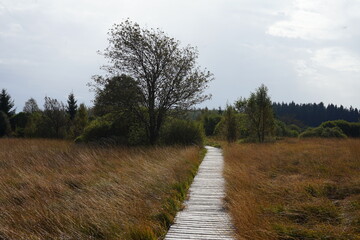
[164,146,235,240]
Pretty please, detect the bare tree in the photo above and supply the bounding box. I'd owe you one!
[92,20,213,144]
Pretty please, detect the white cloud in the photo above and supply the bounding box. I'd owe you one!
[312,47,360,72]
[267,0,359,40]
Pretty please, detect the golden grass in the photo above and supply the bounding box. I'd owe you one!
[223,138,360,240]
[0,138,202,240]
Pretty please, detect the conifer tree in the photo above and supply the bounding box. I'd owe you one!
[0,89,15,117]
[0,111,11,137]
[66,93,78,120]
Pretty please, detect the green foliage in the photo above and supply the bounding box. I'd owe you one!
[41,97,69,138]
[24,112,42,138]
[93,20,213,144]
[93,75,142,116]
[23,97,69,139]
[202,112,221,136]
[77,118,113,143]
[0,111,11,137]
[0,89,15,117]
[160,119,204,146]
[214,112,248,140]
[10,112,30,137]
[66,93,78,120]
[71,103,88,138]
[76,113,138,144]
[235,84,275,142]
[321,120,360,137]
[299,126,347,138]
[224,105,238,142]
[275,120,299,137]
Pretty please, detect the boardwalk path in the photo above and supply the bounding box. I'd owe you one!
[165,146,234,240]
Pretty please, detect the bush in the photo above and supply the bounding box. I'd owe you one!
[77,118,112,143]
[160,119,204,146]
[76,113,140,144]
[275,120,299,138]
[0,111,11,137]
[202,113,221,136]
[321,120,360,137]
[10,112,29,137]
[214,113,248,140]
[299,126,347,139]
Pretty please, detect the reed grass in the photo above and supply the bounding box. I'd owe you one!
[0,138,202,239]
[224,138,360,239]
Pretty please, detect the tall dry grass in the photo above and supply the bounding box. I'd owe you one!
[224,138,360,240]
[0,138,202,240]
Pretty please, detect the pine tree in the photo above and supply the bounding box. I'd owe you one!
[0,89,15,117]
[0,111,11,137]
[224,105,238,143]
[66,93,78,120]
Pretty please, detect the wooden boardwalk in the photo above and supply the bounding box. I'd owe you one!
[165,146,234,240]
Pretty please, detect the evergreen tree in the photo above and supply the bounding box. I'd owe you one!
[0,111,11,137]
[0,89,15,117]
[273,101,360,127]
[224,105,238,143]
[66,93,78,120]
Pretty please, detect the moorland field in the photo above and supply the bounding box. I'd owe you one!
[224,138,360,240]
[0,138,202,240]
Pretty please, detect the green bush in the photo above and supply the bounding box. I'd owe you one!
[0,111,11,137]
[321,120,360,137]
[275,120,299,138]
[76,113,137,144]
[202,113,221,136]
[214,113,248,140]
[299,126,347,139]
[160,119,204,146]
[77,118,112,143]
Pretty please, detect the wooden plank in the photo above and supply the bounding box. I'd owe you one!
[164,146,235,240]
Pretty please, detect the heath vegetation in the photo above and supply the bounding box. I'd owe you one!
[0,138,203,239]
[224,138,360,240]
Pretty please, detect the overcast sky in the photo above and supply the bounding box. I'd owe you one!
[1,0,359,111]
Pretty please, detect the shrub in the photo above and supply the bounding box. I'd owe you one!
[321,120,360,137]
[275,120,299,138]
[10,112,29,137]
[77,118,112,143]
[214,113,248,140]
[76,113,135,144]
[0,111,11,137]
[160,119,204,146]
[299,126,347,138]
[202,113,221,136]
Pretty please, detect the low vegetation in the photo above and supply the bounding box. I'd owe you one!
[224,138,360,240]
[0,138,203,239]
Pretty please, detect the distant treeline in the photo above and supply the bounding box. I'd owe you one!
[273,102,359,127]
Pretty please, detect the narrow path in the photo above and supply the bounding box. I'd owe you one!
[165,146,234,240]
